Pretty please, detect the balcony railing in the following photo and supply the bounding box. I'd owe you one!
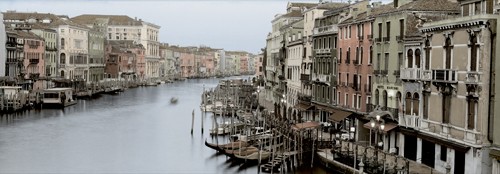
[345,59,350,64]
[374,70,381,75]
[421,70,432,81]
[367,35,373,40]
[315,49,331,54]
[311,74,331,83]
[393,70,400,77]
[465,71,481,84]
[399,114,420,128]
[353,59,359,65]
[58,64,66,69]
[400,68,421,80]
[358,35,364,41]
[381,70,388,75]
[29,59,39,64]
[313,25,338,35]
[375,38,381,42]
[298,93,312,102]
[432,69,457,83]
[29,73,40,80]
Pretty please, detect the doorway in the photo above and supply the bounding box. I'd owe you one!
[404,135,417,161]
[421,139,435,168]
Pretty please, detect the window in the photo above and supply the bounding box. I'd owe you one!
[339,48,342,63]
[415,49,421,68]
[347,47,351,64]
[474,2,482,15]
[463,4,470,16]
[470,34,478,71]
[386,21,391,38]
[61,38,65,49]
[353,94,356,109]
[60,53,66,64]
[467,97,477,130]
[444,37,453,69]
[378,23,382,38]
[348,26,351,38]
[425,39,431,69]
[440,146,447,161]
[355,47,359,64]
[369,46,373,64]
[357,95,362,109]
[384,53,389,71]
[405,92,412,115]
[377,53,381,70]
[375,89,379,105]
[423,92,430,119]
[413,93,420,116]
[383,90,388,109]
[442,92,451,123]
[399,19,404,38]
[360,47,364,65]
[407,49,414,68]
[345,93,349,107]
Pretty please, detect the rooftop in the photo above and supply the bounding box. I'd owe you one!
[71,14,143,26]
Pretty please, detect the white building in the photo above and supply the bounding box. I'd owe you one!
[0,13,6,77]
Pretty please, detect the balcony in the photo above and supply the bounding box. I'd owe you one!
[311,74,331,84]
[313,25,338,35]
[432,69,457,83]
[58,64,66,69]
[300,74,310,81]
[29,59,39,64]
[344,59,350,64]
[358,35,364,41]
[399,114,421,129]
[45,47,58,52]
[421,70,432,81]
[374,70,381,75]
[367,35,373,40]
[381,70,388,75]
[353,59,359,65]
[298,93,312,102]
[375,38,381,42]
[315,49,331,54]
[29,73,40,80]
[464,71,481,84]
[400,68,421,80]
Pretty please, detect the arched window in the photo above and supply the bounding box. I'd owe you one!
[407,49,413,68]
[369,46,373,64]
[383,90,388,109]
[61,38,65,49]
[396,92,402,113]
[375,89,379,105]
[60,70,65,78]
[413,93,420,116]
[415,49,421,68]
[405,92,412,115]
[60,53,66,64]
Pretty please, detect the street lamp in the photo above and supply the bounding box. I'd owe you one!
[280,94,286,119]
[370,114,385,169]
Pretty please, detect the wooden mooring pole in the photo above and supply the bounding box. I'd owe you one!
[191,109,195,135]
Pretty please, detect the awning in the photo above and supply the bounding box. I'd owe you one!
[329,109,354,122]
[363,122,398,133]
[314,103,336,113]
[292,121,321,131]
[294,102,314,111]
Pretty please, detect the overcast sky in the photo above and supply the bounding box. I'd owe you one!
[0,0,329,54]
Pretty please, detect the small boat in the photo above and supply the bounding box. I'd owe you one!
[204,140,248,152]
[170,97,178,104]
[233,150,271,161]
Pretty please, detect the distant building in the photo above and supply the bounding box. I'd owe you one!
[0,13,6,77]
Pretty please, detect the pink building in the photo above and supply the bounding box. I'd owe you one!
[19,31,45,91]
[180,52,195,78]
[337,13,373,113]
[200,53,215,76]
[105,41,145,80]
[239,54,249,74]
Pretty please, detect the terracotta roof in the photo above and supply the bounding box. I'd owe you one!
[289,2,318,9]
[378,0,459,15]
[48,19,91,29]
[316,2,349,10]
[2,12,60,22]
[15,30,44,40]
[71,14,142,26]
[282,10,303,18]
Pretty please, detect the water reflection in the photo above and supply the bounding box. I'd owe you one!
[0,77,328,173]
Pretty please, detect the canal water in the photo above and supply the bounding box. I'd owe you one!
[0,77,330,173]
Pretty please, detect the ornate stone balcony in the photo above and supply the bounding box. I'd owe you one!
[432,69,457,83]
[399,113,421,129]
[311,74,331,84]
[464,71,481,84]
[313,25,338,35]
[400,68,421,81]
